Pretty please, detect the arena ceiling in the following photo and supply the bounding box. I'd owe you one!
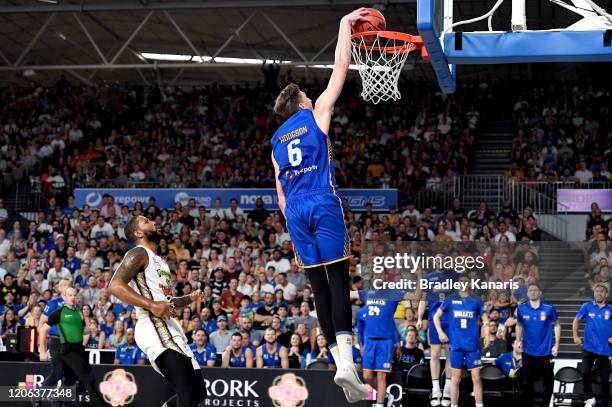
[0,0,604,86]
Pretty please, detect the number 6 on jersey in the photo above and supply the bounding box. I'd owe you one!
[288,139,302,166]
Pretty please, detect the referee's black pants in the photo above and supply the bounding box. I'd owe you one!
[42,336,64,387]
[61,343,107,407]
[581,350,610,407]
[523,353,554,407]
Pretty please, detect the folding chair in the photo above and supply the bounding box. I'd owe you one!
[553,366,585,407]
[404,363,432,407]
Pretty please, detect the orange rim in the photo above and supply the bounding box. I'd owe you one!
[351,31,426,55]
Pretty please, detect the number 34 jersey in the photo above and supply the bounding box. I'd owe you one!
[271,109,336,198]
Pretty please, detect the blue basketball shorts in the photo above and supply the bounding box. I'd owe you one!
[449,349,482,370]
[285,190,350,268]
[428,318,449,346]
[362,338,395,372]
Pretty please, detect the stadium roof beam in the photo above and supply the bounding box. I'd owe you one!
[310,35,338,62]
[262,13,309,63]
[163,10,204,62]
[110,10,154,64]
[73,13,108,65]
[0,50,11,66]
[211,11,257,60]
[13,12,56,66]
[0,1,417,14]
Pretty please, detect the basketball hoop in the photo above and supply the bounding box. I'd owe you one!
[350,31,427,104]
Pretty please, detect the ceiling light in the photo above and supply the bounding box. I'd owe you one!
[140,52,290,65]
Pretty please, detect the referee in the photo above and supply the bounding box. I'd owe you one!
[516,282,560,407]
[572,283,611,407]
[38,287,107,407]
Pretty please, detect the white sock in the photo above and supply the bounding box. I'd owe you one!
[451,405,458,407]
[443,378,452,395]
[475,404,483,407]
[336,332,354,364]
[329,344,340,362]
[373,404,383,407]
[432,379,441,393]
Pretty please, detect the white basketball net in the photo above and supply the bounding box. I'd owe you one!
[351,33,416,104]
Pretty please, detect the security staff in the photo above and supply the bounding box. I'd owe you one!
[515,282,560,407]
[114,328,146,365]
[573,283,612,407]
[39,287,107,407]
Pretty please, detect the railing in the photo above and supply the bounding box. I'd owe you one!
[505,180,569,240]
[411,175,505,213]
[413,175,576,240]
[411,179,459,213]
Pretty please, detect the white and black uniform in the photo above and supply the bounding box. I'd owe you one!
[112,245,199,374]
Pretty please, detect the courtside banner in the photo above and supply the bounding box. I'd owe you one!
[0,361,404,407]
[74,188,398,211]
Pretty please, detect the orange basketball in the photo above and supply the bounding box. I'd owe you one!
[352,8,386,41]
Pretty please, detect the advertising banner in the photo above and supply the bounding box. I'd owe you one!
[0,362,404,407]
[74,188,398,211]
[557,189,612,212]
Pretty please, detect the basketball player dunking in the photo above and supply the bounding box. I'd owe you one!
[109,215,206,407]
[271,7,370,403]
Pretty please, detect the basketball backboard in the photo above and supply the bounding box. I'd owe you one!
[417,0,612,93]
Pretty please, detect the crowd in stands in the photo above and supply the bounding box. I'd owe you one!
[0,77,609,373]
[0,185,571,370]
[0,77,492,206]
[506,84,611,183]
[581,202,612,296]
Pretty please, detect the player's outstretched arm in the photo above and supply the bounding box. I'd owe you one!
[313,8,368,134]
[109,247,173,319]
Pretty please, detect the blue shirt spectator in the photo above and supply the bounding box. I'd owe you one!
[189,329,217,367]
[114,329,146,365]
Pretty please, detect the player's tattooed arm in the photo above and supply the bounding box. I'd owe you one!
[172,290,202,308]
[109,247,174,319]
[109,247,152,309]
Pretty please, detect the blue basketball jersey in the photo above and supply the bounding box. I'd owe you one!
[358,288,404,340]
[262,343,282,367]
[271,109,336,199]
[424,271,457,320]
[229,347,248,367]
[440,294,485,352]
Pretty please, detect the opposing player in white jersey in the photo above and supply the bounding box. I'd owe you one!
[109,215,206,407]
